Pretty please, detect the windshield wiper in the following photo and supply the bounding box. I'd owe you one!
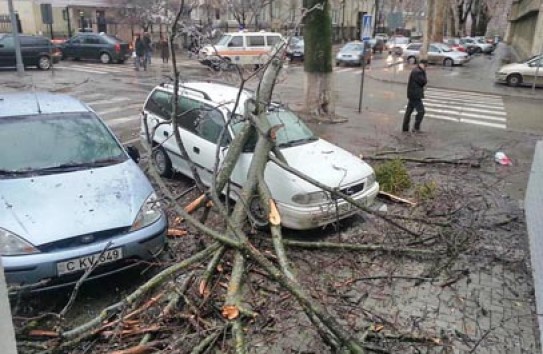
[32,157,126,173]
[0,169,29,176]
[278,136,318,148]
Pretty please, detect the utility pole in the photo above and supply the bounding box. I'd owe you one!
[8,0,24,75]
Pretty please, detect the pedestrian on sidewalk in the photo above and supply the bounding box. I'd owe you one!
[402,59,428,133]
[160,36,169,64]
[143,32,152,66]
[134,34,146,71]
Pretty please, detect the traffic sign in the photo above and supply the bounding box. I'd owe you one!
[361,14,372,41]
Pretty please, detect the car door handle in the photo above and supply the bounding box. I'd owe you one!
[193,146,200,154]
[163,131,169,137]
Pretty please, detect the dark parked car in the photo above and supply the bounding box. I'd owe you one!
[61,32,131,64]
[286,37,304,61]
[0,34,60,70]
[368,38,385,53]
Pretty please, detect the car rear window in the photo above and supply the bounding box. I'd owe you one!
[247,36,265,46]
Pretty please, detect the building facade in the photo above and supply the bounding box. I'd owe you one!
[507,0,543,58]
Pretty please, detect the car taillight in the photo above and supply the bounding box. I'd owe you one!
[114,43,121,53]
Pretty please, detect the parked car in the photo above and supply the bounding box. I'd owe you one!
[386,35,410,55]
[60,32,131,64]
[140,82,379,230]
[461,37,494,54]
[0,92,167,291]
[368,38,386,54]
[375,33,389,43]
[443,38,467,52]
[402,43,470,66]
[0,34,61,70]
[336,41,372,66]
[495,54,543,87]
[286,36,304,61]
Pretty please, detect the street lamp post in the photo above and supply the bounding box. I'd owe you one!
[341,0,346,42]
[7,0,24,75]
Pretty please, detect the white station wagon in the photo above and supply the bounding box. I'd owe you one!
[140,82,379,230]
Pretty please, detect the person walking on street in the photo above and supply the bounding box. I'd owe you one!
[160,36,169,64]
[134,34,146,71]
[402,59,428,133]
[143,32,152,66]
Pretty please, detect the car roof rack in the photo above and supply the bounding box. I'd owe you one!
[160,83,212,101]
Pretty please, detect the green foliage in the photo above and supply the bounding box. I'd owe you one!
[374,159,412,194]
[303,0,332,73]
[415,181,438,201]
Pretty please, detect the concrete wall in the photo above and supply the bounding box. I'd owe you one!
[0,260,17,354]
[510,12,538,58]
[0,0,38,34]
[508,0,543,58]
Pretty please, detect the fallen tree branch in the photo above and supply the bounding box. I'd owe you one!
[365,156,481,168]
[282,240,436,256]
[378,191,417,206]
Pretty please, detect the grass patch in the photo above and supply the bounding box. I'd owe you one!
[374,159,412,194]
[415,181,438,201]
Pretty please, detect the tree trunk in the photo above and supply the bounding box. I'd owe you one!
[433,0,446,42]
[421,0,435,59]
[303,0,335,117]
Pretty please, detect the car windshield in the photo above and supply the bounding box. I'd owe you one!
[439,44,452,52]
[216,35,231,46]
[342,43,363,52]
[0,112,126,176]
[231,109,317,150]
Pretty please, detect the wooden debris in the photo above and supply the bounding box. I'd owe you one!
[378,191,417,207]
[167,228,188,238]
[268,199,281,226]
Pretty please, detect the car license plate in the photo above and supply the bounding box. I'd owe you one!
[57,248,123,276]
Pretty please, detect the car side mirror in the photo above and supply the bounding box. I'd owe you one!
[126,145,140,163]
[0,44,4,48]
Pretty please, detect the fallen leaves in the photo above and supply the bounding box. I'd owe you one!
[167,228,187,238]
[221,305,240,320]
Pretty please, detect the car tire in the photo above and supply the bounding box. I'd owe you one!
[219,57,232,71]
[37,55,51,70]
[152,146,173,178]
[443,58,453,67]
[336,61,340,66]
[506,74,522,87]
[100,52,112,64]
[476,47,483,54]
[407,56,417,64]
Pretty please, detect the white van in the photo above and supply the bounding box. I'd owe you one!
[199,31,284,68]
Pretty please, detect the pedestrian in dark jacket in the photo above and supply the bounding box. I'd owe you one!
[134,34,146,71]
[402,59,428,133]
[143,32,152,65]
[160,36,169,64]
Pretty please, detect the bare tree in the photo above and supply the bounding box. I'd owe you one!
[226,0,273,29]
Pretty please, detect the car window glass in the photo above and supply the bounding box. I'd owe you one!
[0,36,14,49]
[266,36,281,46]
[247,36,265,46]
[0,113,126,173]
[145,90,172,119]
[196,106,229,146]
[83,36,100,44]
[216,35,231,46]
[99,37,109,45]
[429,45,439,52]
[70,37,81,44]
[177,96,202,134]
[228,36,243,47]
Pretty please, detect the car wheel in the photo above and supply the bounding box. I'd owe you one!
[100,52,112,64]
[443,58,453,67]
[152,146,173,178]
[506,74,522,87]
[219,57,232,71]
[407,56,417,64]
[37,55,51,70]
[476,47,483,54]
[336,61,340,66]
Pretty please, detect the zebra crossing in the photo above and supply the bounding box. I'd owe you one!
[54,62,137,75]
[399,88,507,130]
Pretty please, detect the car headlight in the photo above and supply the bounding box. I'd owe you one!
[130,192,162,232]
[0,228,39,256]
[366,172,376,187]
[292,191,329,205]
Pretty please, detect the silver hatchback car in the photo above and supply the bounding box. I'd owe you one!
[0,92,167,291]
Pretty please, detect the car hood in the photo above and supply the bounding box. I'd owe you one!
[277,139,374,191]
[337,50,362,57]
[0,160,153,246]
[498,62,526,73]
